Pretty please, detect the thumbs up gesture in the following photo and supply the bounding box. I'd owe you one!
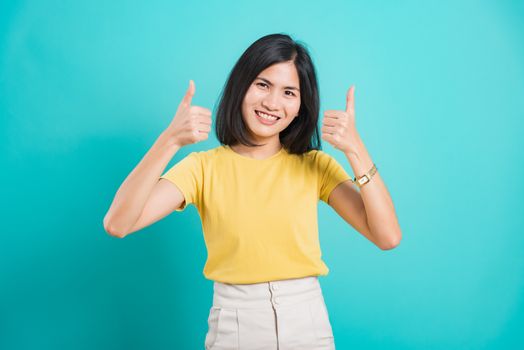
[321,85,361,154]
[166,80,213,148]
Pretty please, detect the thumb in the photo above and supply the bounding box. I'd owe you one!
[181,80,195,108]
[346,85,355,113]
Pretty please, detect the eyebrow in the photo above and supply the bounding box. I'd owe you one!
[256,76,300,92]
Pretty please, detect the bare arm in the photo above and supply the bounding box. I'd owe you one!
[103,132,181,237]
[322,85,402,250]
[343,135,402,250]
[103,80,212,238]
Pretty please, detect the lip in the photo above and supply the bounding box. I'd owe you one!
[255,110,280,125]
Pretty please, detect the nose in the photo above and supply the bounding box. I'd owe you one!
[261,90,280,111]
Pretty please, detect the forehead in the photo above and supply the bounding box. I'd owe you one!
[256,61,299,85]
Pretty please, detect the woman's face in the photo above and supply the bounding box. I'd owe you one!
[240,61,301,144]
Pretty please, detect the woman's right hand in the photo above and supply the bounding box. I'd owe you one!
[165,80,213,148]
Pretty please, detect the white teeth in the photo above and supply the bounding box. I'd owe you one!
[256,111,278,120]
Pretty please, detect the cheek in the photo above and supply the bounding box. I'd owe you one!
[241,94,255,115]
[243,88,262,105]
[286,100,301,115]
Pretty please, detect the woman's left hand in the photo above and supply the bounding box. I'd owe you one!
[321,85,361,154]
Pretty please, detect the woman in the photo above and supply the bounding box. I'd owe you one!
[103,33,402,350]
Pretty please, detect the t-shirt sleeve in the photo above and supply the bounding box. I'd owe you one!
[316,151,352,203]
[159,152,203,211]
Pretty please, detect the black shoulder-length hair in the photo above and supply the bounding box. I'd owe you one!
[214,33,322,155]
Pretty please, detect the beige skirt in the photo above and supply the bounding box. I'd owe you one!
[204,275,336,350]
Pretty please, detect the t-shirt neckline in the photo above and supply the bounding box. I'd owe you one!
[223,144,285,161]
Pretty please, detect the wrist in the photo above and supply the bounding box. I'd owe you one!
[344,137,374,179]
[157,131,182,153]
[344,137,365,160]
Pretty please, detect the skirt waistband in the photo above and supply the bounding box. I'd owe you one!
[212,276,322,309]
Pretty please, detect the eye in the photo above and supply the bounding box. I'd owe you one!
[285,91,296,97]
[256,82,268,88]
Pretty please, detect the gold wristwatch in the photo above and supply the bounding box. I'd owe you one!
[351,163,378,188]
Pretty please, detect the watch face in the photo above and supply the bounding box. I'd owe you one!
[358,175,369,185]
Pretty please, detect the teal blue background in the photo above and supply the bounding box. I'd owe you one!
[1,0,523,349]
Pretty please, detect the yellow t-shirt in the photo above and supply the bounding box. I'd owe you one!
[159,144,351,284]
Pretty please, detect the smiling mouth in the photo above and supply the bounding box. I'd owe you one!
[255,110,281,121]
